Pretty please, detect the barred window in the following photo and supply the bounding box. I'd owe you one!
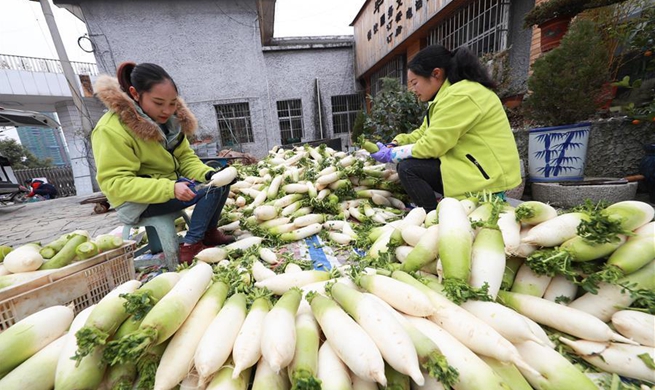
[277,99,303,145]
[428,0,510,56]
[215,103,254,146]
[370,55,406,97]
[331,94,363,134]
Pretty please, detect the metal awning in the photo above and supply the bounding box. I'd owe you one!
[0,108,60,129]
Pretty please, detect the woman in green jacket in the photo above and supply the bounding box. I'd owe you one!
[92,62,233,264]
[370,45,521,211]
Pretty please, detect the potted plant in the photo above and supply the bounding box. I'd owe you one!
[524,18,611,182]
[523,0,629,52]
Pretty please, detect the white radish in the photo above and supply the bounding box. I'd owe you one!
[195,293,248,383]
[498,206,521,255]
[460,300,547,346]
[395,245,414,263]
[280,223,323,241]
[559,337,655,383]
[515,226,538,258]
[400,225,440,273]
[330,282,424,385]
[252,260,276,282]
[358,273,434,316]
[154,281,229,390]
[317,341,352,390]
[254,205,279,221]
[251,357,291,390]
[515,201,558,225]
[261,289,302,373]
[510,263,552,297]
[401,225,427,247]
[438,197,474,281]
[0,305,74,377]
[468,225,506,299]
[0,334,67,390]
[258,247,278,264]
[407,316,510,390]
[209,167,238,187]
[329,232,352,245]
[225,236,263,251]
[393,271,539,375]
[308,294,386,386]
[498,290,636,344]
[195,247,227,263]
[285,262,303,273]
[293,214,326,228]
[54,305,105,390]
[3,245,44,273]
[513,340,597,390]
[568,261,654,322]
[232,296,271,378]
[542,274,578,304]
[104,262,214,366]
[520,212,588,247]
[255,270,331,295]
[611,310,655,347]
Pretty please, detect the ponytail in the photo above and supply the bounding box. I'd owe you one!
[408,45,496,89]
[115,61,178,100]
[116,61,136,94]
[448,46,496,89]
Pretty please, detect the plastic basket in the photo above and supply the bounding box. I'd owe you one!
[0,242,136,331]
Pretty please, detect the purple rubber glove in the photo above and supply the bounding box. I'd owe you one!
[370,142,393,163]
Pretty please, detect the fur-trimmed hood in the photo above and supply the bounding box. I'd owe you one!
[93,75,197,142]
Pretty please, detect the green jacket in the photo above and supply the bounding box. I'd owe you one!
[393,79,521,198]
[91,75,213,215]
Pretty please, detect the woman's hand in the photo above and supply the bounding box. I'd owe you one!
[174,181,196,202]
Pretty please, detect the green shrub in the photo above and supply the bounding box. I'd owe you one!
[358,77,427,143]
[523,0,628,29]
[524,19,610,126]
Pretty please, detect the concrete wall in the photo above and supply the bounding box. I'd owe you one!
[506,0,535,95]
[513,119,655,180]
[263,46,358,151]
[80,0,357,157]
[55,98,107,193]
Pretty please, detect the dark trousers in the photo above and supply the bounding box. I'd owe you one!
[35,184,58,199]
[396,158,444,212]
[141,185,230,244]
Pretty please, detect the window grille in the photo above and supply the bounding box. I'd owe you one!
[214,102,254,146]
[331,94,364,134]
[370,55,406,97]
[428,0,510,56]
[277,99,304,145]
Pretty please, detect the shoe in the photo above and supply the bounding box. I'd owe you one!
[179,241,205,265]
[203,228,235,247]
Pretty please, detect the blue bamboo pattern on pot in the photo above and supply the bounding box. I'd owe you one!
[533,129,589,178]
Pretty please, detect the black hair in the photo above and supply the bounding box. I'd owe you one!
[116,62,178,98]
[407,45,496,89]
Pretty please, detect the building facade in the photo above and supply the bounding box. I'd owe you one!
[17,113,70,166]
[351,0,535,100]
[54,0,362,158]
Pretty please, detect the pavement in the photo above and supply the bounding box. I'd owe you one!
[1,190,652,249]
[0,192,122,247]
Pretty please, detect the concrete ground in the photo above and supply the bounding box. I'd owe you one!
[0,192,121,247]
[1,189,653,249]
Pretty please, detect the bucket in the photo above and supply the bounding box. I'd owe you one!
[528,122,590,182]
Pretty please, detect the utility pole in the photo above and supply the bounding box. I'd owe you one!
[38,0,94,196]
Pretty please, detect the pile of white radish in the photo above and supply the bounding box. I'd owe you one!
[0,231,126,292]
[1,144,653,390]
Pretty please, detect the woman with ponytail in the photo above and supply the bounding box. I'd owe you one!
[91,62,234,264]
[370,45,521,211]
